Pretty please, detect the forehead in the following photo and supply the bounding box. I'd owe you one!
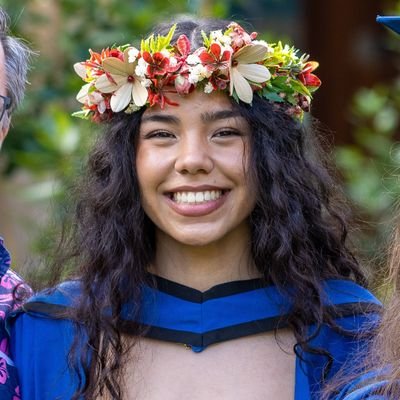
[142,90,237,121]
[0,41,6,97]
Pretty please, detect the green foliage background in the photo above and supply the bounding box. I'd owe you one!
[334,3,400,279]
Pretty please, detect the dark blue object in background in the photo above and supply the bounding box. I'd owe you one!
[377,15,400,34]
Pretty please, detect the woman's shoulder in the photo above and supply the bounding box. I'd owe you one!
[323,279,380,305]
[322,279,382,329]
[7,281,81,326]
[23,279,82,313]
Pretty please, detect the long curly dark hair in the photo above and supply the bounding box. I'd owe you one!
[51,18,367,399]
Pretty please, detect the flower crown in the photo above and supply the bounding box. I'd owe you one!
[73,22,321,122]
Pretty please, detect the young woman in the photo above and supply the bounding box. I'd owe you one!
[9,18,381,400]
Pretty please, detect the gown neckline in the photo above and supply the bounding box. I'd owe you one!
[23,276,381,354]
[146,272,269,303]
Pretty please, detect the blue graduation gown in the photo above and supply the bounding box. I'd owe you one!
[9,276,381,399]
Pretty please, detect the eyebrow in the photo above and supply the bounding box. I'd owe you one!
[141,114,180,125]
[141,109,243,125]
[200,109,242,123]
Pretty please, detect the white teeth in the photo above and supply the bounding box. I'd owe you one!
[172,190,223,204]
[195,192,203,202]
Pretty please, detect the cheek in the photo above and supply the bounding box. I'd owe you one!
[135,144,154,200]
[135,143,169,201]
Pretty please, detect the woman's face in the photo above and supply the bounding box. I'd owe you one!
[136,90,256,247]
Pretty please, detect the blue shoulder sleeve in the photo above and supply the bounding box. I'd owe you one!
[9,281,84,400]
[301,280,382,399]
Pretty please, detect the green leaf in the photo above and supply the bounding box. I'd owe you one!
[201,30,211,48]
[71,110,91,119]
[263,91,284,103]
[289,79,311,97]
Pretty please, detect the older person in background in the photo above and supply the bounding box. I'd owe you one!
[0,7,32,400]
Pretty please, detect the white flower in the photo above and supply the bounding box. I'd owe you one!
[210,30,232,46]
[128,47,140,63]
[252,40,272,52]
[125,102,141,114]
[186,54,201,65]
[76,83,91,103]
[188,64,210,84]
[95,47,148,112]
[161,49,171,58]
[135,57,148,77]
[229,43,271,104]
[204,82,214,94]
[76,83,107,113]
[74,62,87,80]
[142,78,152,88]
[210,30,223,41]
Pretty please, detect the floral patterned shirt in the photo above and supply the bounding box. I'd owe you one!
[0,237,32,400]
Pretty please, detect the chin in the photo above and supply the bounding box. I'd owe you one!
[176,236,218,247]
[171,231,223,247]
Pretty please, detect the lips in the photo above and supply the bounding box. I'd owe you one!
[164,187,230,216]
[172,190,225,204]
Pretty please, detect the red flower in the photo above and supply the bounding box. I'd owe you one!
[142,51,173,77]
[209,73,229,91]
[298,61,321,88]
[175,34,191,58]
[84,48,124,72]
[173,34,192,71]
[148,78,179,108]
[198,43,231,72]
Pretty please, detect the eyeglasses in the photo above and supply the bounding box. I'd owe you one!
[0,95,11,122]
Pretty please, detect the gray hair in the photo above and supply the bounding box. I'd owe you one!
[0,8,32,113]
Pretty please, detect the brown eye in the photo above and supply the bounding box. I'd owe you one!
[213,129,241,138]
[145,130,176,139]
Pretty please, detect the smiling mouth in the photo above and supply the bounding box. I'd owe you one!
[168,190,229,204]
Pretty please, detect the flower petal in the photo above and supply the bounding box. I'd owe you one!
[231,67,253,103]
[210,43,221,59]
[103,57,130,76]
[95,74,126,93]
[131,79,148,106]
[74,63,87,79]
[110,83,132,112]
[302,61,319,73]
[304,73,321,87]
[198,51,215,64]
[177,34,191,56]
[76,83,91,103]
[234,44,269,63]
[236,63,271,83]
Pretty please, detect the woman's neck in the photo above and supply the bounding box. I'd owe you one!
[150,225,260,291]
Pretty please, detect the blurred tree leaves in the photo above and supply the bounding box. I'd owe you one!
[336,79,400,268]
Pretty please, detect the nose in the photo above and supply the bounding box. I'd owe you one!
[174,134,213,175]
